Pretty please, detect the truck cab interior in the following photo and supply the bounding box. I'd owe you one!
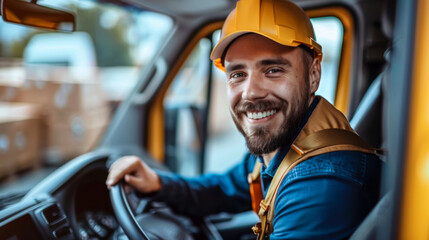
[1,0,428,239]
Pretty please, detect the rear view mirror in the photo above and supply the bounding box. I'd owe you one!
[1,0,75,32]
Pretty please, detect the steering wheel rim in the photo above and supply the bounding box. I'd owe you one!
[109,181,150,240]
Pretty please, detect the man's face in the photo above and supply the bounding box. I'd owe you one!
[224,34,320,155]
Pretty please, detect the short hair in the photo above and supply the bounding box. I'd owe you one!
[299,45,315,69]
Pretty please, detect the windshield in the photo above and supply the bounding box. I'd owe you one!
[0,0,172,198]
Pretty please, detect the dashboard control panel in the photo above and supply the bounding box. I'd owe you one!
[0,201,74,240]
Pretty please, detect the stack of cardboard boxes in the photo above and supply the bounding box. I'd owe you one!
[0,103,43,178]
[0,64,110,178]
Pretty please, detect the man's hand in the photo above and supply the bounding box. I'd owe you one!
[106,156,162,193]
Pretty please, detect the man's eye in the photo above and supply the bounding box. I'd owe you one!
[231,72,246,78]
[267,68,282,74]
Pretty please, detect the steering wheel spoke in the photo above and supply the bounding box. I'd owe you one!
[109,181,151,240]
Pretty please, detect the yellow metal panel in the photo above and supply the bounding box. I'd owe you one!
[399,0,429,238]
[307,7,354,115]
[147,22,224,162]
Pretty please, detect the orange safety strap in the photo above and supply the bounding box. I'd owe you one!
[248,161,263,214]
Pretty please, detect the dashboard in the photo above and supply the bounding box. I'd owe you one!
[0,152,139,240]
[77,211,117,239]
[0,152,115,240]
[0,150,256,240]
[0,205,60,240]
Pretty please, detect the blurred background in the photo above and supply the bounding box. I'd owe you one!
[0,0,343,197]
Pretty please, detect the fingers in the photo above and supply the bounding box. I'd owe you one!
[124,174,141,188]
[123,183,132,193]
[106,156,141,189]
[106,155,162,194]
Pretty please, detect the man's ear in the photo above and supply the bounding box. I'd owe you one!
[308,57,321,95]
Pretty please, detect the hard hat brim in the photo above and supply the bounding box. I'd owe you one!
[211,31,322,72]
[211,32,251,60]
[210,30,305,60]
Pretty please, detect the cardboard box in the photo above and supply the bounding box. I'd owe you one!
[44,106,110,164]
[0,85,21,102]
[11,119,43,171]
[0,65,112,165]
[18,78,108,112]
[0,124,14,179]
[25,65,98,83]
[0,103,43,176]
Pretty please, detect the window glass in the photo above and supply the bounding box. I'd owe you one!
[164,39,212,176]
[204,30,248,174]
[0,0,172,173]
[312,17,344,104]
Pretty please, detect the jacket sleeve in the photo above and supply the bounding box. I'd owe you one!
[270,177,370,240]
[150,153,255,217]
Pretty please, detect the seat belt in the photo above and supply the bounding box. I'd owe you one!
[248,128,377,239]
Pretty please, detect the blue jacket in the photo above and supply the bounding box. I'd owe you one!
[153,99,381,239]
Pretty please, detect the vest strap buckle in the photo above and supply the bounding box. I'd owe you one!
[258,200,269,216]
[252,222,262,235]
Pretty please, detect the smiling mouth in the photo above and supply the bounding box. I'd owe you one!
[246,109,277,120]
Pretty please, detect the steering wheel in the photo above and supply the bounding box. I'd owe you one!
[109,181,151,240]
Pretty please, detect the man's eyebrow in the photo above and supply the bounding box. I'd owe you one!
[258,58,292,67]
[225,63,246,73]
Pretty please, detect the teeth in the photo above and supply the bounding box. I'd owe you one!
[246,109,277,120]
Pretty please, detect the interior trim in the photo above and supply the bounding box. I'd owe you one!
[307,6,355,115]
[147,21,224,161]
[399,0,429,238]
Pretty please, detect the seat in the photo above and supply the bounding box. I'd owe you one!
[350,74,383,148]
[349,192,392,240]
[348,0,396,238]
[348,72,391,240]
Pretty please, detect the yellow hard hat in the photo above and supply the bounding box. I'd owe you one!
[211,0,323,71]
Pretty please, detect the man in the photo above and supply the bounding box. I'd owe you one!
[106,0,381,239]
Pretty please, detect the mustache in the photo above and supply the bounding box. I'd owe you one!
[234,100,286,114]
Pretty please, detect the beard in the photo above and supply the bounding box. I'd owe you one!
[231,82,310,155]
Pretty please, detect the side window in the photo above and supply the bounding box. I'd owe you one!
[205,30,247,174]
[164,38,212,176]
[311,17,344,104]
[165,16,345,175]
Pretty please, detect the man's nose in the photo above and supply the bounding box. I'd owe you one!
[242,74,268,100]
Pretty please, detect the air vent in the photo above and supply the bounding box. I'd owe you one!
[53,226,72,238]
[42,204,64,225]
